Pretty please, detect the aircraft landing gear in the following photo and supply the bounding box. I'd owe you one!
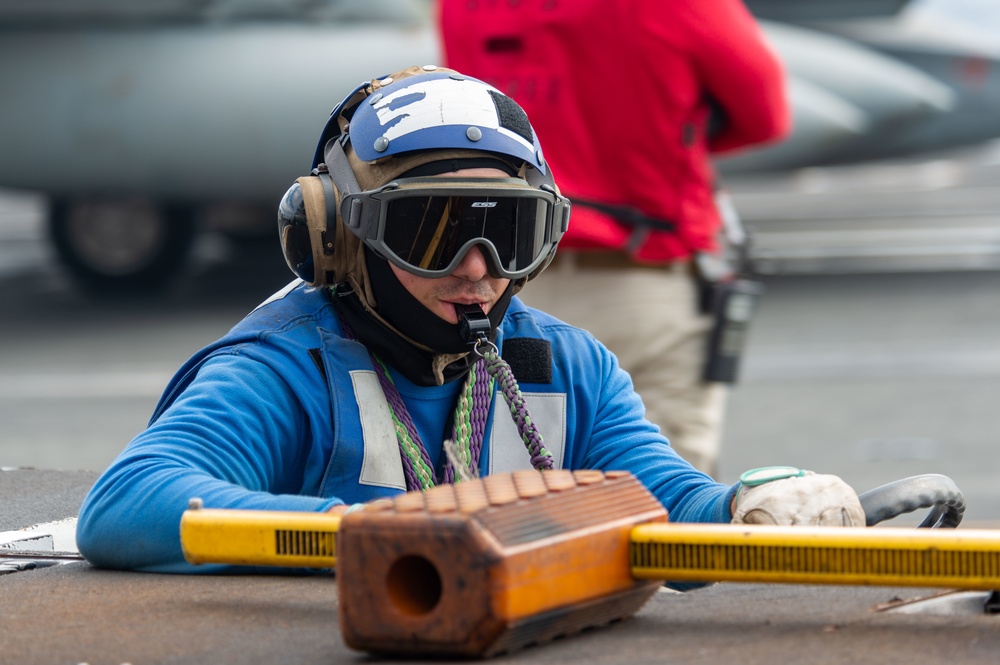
[48,199,196,296]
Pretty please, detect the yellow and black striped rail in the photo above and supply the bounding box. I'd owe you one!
[182,509,342,568]
[630,523,1000,590]
[181,508,1000,589]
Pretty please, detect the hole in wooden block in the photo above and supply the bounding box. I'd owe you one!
[386,555,443,616]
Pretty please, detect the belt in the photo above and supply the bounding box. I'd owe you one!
[548,250,690,274]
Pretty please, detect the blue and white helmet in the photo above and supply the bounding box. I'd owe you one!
[311,65,550,186]
[280,65,565,289]
[348,69,547,176]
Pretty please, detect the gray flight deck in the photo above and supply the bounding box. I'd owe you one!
[2,468,999,665]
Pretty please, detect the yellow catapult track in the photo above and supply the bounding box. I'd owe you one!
[181,509,1000,590]
[180,471,999,658]
[182,509,342,569]
[629,523,1000,589]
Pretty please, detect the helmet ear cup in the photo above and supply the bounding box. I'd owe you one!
[277,174,339,285]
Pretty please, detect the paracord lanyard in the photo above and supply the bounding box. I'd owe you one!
[339,320,553,491]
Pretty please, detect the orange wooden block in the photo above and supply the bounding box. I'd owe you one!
[336,469,668,657]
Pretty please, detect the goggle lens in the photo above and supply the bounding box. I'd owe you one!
[381,195,549,276]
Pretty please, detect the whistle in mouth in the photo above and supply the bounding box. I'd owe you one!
[456,302,492,346]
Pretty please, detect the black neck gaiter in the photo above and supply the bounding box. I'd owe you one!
[330,248,514,386]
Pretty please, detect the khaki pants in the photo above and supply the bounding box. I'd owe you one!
[519,253,727,476]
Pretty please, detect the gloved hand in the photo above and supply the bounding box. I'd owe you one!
[731,467,865,526]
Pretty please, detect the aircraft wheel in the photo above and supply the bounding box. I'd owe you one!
[49,199,196,295]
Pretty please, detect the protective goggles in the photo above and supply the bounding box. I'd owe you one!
[340,178,570,280]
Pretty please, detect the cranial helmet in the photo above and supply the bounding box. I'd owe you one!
[277,65,570,378]
[277,65,570,304]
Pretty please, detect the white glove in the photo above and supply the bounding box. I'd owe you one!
[731,467,865,526]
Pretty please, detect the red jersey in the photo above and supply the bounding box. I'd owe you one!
[438,0,790,261]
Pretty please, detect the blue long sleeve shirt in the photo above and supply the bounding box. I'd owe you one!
[76,280,735,572]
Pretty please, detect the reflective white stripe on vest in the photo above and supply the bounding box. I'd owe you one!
[489,392,567,474]
[351,370,406,490]
[353,372,567,485]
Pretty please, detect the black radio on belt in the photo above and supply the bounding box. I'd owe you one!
[702,278,763,384]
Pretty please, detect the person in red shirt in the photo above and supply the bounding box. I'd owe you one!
[439,0,790,476]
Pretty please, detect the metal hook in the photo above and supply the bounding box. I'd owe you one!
[471,339,499,359]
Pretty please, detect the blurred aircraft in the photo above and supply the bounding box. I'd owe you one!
[722,0,1000,171]
[1,0,998,293]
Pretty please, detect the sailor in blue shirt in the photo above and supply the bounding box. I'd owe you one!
[76,66,864,573]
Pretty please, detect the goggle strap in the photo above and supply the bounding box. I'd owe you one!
[325,139,369,232]
[325,139,363,200]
